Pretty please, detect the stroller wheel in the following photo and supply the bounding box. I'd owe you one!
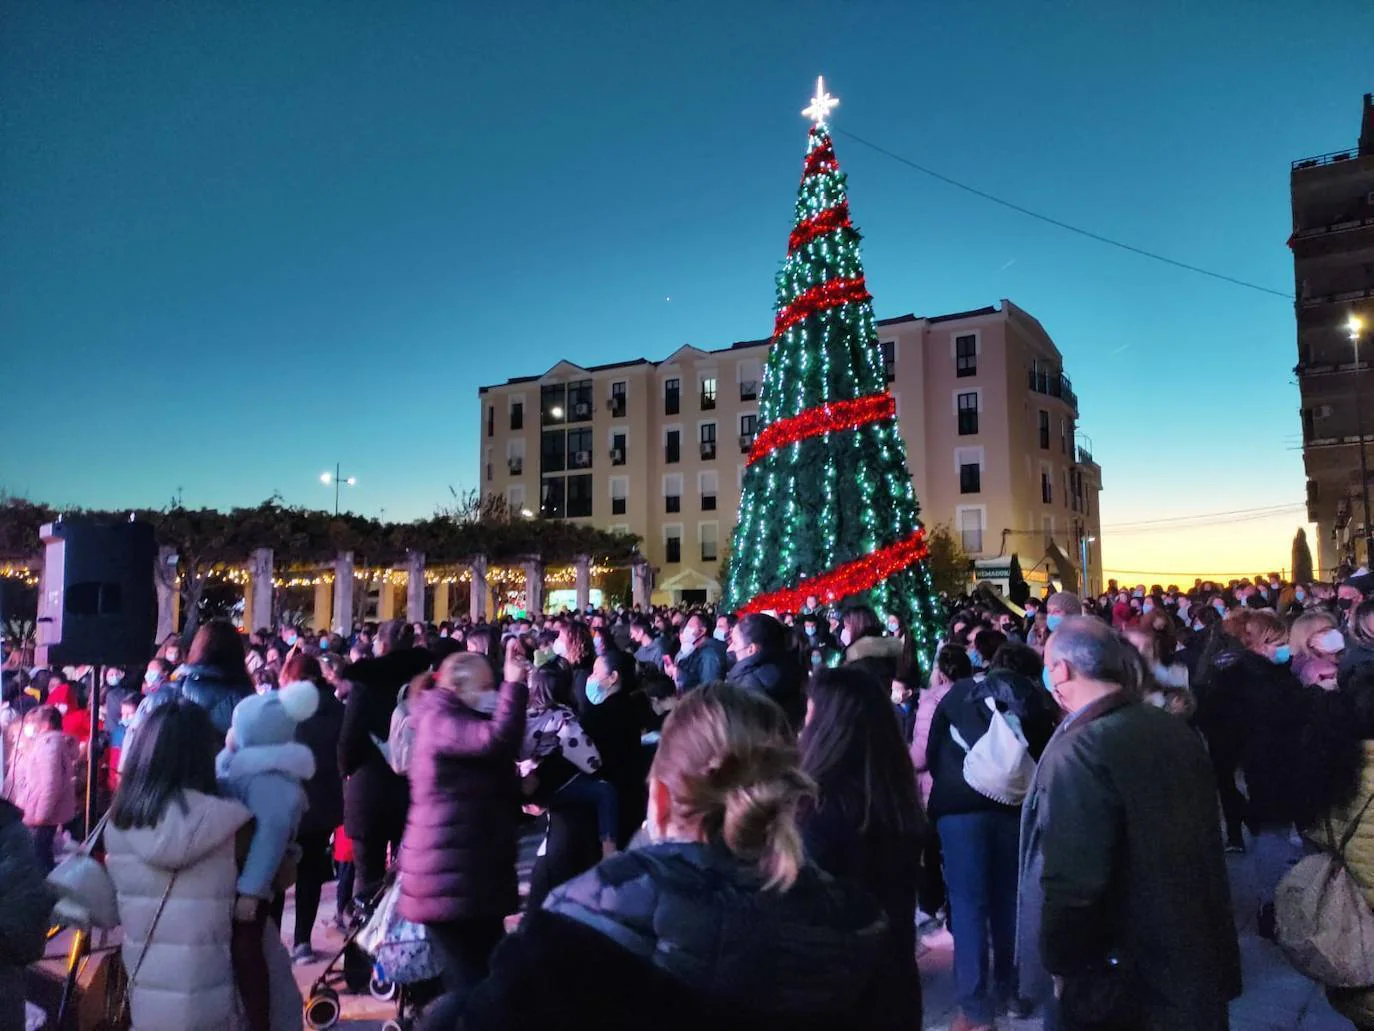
[370,973,399,1001]
[381,1021,408,1031]
[304,987,341,1029]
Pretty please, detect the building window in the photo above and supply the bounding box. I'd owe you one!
[957,392,979,435]
[1041,466,1053,504]
[665,429,681,464]
[1064,469,1071,509]
[609,381,627,418]
[506,439,525,475]
[665,474,683,514]
[486,405,495,437]
[1042,516,1055,549]
[1307,479,1319,506]
[701,522,719,563]
[568,380,594,422]
[739,361,761,401]
[567,428,593,469]
[566,474,593,518]
[485,448,493,482]
[739,413,757,452]
[958,507,984,554]
[960,462,981,494]
[700,471,718,511]
[881,340,896,382]
[1039,410,1050,449]
[610,476,629,516]
[540,477,565,519]
[1060,418,1069,455]
[610,431,627,465]
[700,377,717,411]
[665,528,682,564]
[540,430,566,474]
[665,378,680,416]
[541,384,567,426]
[509,401,523,431]
[700,422,717,459]
[507,484,525,513]
[955,334,976,377]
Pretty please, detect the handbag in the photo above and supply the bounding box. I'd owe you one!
[1058,955,1146,1031]
[1277,796,1374,988]
[950,697,1036,806]
[355,875,442,985]
[48,813,120,931]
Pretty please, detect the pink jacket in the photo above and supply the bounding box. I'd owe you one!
[6,729,78,828]
[910,681,952,807]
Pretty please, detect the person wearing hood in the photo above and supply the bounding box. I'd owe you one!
[105,700,256,1031]
[4,705,78,872]
[398,651,528,1031]
[839,606,905,685]
[664,613,726,694]
[925,645,1056,1030]
[338,618,431,906]
[217,680,318,1031]
[0,791,54,1031]
[726,614,805,730]
[461,682,902,1031]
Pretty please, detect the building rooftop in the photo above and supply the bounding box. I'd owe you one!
[479,302,1011,393]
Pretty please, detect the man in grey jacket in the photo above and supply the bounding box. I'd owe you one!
[1018,617,1240,1031]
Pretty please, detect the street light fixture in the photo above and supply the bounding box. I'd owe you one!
[321,463,357,516]
[1349,314,1372,567]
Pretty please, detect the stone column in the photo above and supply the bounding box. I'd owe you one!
[574,554,592,612]
[406,551,425,623]
[154,547,178,643]
[632,557,652,610]
[313,579,333,632]
[333,552,354,635]
[524,558,544,616]
[247,548,274,631]
[433,580,451,623]
[469,555,488,622]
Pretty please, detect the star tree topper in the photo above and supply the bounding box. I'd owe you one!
[802,75,839,125]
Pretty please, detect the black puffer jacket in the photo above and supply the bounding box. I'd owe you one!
[926,670,1057,820]
[150,663,254,736]
[726,650,806,730]
[463,841,904,1031]
[338,648,432,839]
[0,799,55,1031]
[296,682,346,836]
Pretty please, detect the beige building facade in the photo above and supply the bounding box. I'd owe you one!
[478,298,1103,606]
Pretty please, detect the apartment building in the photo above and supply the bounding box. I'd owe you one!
[1292,92,1374,575]
[478,298,1103,606]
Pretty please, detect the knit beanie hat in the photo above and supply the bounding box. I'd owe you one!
[230,680,319,748]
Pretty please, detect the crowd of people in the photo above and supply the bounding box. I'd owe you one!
[2,565,1374,1029]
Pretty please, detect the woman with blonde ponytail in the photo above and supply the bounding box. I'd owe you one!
[463,682,903,1031]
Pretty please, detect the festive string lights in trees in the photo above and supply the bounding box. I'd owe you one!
[724,77,944,665]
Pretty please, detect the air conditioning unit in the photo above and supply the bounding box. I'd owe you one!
[610,448,625,463]
[574,450,592,467]
[507,457,523,474]
[574,402,591,419]
[700,442,717,459]
[739,433,755,452]
[607,398,625,414]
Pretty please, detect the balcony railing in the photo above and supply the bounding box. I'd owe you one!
[1028,368,1078,410]
[1300,284,1374,309]
[1293,149,1363,171]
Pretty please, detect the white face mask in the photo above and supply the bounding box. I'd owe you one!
[1314,628,1346,654]
[713,628,728,642]
[553,639,568,659]
[165,649,180,663]
[890,686,906,706]
[105,671,122,686]
[840,627,853,647]
[145,669,160,685]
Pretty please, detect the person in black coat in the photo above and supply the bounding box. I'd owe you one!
[798,666,924,1028]
[281,653,346,962]
[464,682,904,1031]
[578,649,648,847]
[726,614,806,730]
[338,619,431,906]
[926,656,1056,1027]
[664,614,728,693]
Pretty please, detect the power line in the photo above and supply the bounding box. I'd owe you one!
[1100,503,1306,530]
[1100,569,1287,579]
[833,128,1293,301]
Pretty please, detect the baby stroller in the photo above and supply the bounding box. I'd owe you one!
[304,872,439,1031]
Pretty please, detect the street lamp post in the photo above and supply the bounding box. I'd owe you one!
[1351,315,1372,567]
[320,463,357,516]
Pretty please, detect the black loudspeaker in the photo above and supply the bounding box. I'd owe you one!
[35,519,157,668]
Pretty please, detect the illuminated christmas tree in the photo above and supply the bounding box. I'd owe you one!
[725,78,942,664]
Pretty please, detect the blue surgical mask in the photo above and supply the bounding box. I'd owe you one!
[1041,665,1056,694]
[969,650,986,670]
[887,619,900,633]
[1046,614,1064,632]
[810,652,823,667]
[284,634,297,646]
[1296,589,1307,603]
[585,676,609,705]
[1272,645,1292,665]
[805,625,816,637]
[1142,601,1154,614]
[1213,602,1226,615]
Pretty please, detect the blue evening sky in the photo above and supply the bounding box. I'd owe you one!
[2,2,1370,575]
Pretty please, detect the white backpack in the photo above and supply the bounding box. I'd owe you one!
[371,683,415,776]
[950,697,1035,805]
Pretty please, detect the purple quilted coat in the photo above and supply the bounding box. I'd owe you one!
[397,679,528,925]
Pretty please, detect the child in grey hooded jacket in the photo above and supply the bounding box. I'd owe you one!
[217,680,318,1031]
